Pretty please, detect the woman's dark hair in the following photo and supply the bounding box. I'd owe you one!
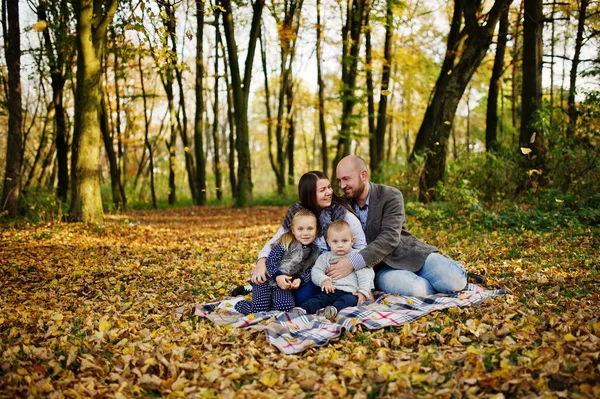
[298,171,353,216]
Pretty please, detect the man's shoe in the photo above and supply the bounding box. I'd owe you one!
[231,285,252,296]
[316,306,338,319]
[467,273,485,284]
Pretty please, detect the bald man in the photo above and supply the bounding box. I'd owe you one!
[327,155,467,296]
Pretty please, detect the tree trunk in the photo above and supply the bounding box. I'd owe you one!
[286,75,295,185]
[466,91,471,153]
[410,0,512,202]
[373,0,393,173]
[549,0,556,123]
[332,0,371,171]
[217,25,237,198]
[1,0,22,217]
[38,0,71,202]
[166,87,178,205]
[566,0,589,139]
[194,0,207,205]
[519,0,545,189]
[111,35,126,208]
[316,0,328,176]
[39,141,57,189]
[69,0,118,224]
[486,6,509,152]
[220,0,265,207]
[100,95,124,210]
[213,31,222,201]
[138,53,157,209]
[260,26,284,192]
[511,0,523,134]
[366,27,376,172]
[157,1,196,203]
[25,104,53,191]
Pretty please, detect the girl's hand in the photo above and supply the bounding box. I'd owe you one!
[290,278,301,289]
[321,280,335,294]
[276,275,293,290]
[251,258,269,284]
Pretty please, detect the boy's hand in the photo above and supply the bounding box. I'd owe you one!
[321,280,335,294]
[276,275,293,290]
[354,292,367,305]
[290,278,301,289]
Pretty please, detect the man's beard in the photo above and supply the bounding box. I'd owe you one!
[346,180,365,199]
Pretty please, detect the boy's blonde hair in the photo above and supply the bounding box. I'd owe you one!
[278,208,318,250]
[327,219,352,238]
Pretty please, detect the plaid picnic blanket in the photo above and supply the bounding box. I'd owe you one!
[194,283,505,355]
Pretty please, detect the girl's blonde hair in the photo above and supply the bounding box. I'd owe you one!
[278,208,317,250]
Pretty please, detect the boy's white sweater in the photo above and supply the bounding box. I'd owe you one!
[311,249,374,299]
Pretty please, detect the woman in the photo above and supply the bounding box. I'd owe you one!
[246,171,367,305]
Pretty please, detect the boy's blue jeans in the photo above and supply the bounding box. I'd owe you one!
[374,253,467,297]
[293,281,320,305]
[299,289,358,314]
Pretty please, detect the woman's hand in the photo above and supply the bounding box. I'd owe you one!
[276,275,293,290]
[321,280,335,294]
[251,258,269,284]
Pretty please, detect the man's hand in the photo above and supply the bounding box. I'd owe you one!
[276,275,293,290]
[326,257,354,280]
[250,258,269,284]
[321,280,335,294]
[290,278,301,289]
[353,292,367,305]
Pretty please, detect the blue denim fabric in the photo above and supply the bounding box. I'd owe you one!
[293,281,321,306]
[374,253,467,296]
[299,289,358,314]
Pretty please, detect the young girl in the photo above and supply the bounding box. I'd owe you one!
[234,209,320,315]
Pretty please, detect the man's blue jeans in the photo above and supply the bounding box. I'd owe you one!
[374,253,467,296]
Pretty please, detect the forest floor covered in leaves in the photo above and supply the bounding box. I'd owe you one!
[1,206,599,398]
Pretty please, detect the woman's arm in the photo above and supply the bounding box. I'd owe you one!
[252,226,287,284]
[257,225,287,259]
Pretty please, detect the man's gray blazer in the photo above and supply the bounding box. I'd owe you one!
[357,183,437,272]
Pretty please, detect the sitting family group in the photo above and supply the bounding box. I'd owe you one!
[233,155,469,319]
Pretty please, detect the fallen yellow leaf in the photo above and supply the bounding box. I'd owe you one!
[259,370,279,387]
[564,333,577,342]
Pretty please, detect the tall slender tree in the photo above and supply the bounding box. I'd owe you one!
[511,0,523,136]
[566,0,590,138]
[138,52,157,209]
[37,0,73,202]
[68,0,118,223]
[195,0,207,205]
[100,94,125,209]
[219,0,265,206]
[486,6,510,152]
[409,0,513,202]
[315,0,328,175]
[519,0,546,189]
[213,22,223,201]
[1,0,22,217]
[218,24,237,198]
[372,0,394,174]
[332,0,371,171]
